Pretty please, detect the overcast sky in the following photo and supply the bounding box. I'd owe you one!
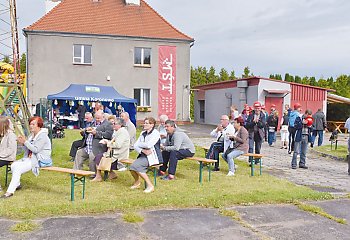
[3,0,350,79]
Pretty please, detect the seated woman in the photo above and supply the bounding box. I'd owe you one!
[0,117,17,192]
[92,117,130,182]
[222,116,249,176]
[129,117,163,193]
[1,116,52,198]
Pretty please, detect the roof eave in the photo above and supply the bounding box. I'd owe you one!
[23,29,194,43]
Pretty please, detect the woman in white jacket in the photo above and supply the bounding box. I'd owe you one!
[0,117,17,192]
[1,116,52,198]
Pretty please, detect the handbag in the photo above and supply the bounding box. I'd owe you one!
[97,149,112,171]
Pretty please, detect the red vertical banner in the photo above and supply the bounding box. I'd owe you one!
[158,46,176,119]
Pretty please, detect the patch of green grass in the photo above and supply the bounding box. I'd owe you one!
[315,145,348,159]
[10,220,40,232]
[122,212,144,223]
[219,209,241,221]
[0,130,332,220]
[295,201,346,224]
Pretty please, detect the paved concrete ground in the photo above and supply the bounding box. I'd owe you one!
[2,124,350,239]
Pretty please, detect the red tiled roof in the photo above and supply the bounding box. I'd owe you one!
[25,0,193,41]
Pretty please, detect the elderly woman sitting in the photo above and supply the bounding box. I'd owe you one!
[1,116,52,198]
[0,117,17,192]
[91,117,130,182]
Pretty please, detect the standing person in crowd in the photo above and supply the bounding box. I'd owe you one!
[206,115,235,171]
[267,109,279,147]
[159,120,195,180]
[2,117,52,198]
[261,105,268,142]
[73,110,113,174]
[68,112,94,162]
[280,110,289,149]
[241,105,251,126]
[291,109,313,169]
[245,101,266,164]
[76,102,87,129]
[230,105,239,121]
[345,115,350,175]
[0,117,17,192]
[91,118,130,182]
[129,117,163,193]
[311,108,327,147]
[285,104,292,117]
[288,103,302,154]
[158,115,169,145]
[222,116,248,176]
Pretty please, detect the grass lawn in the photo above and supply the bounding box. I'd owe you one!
[314,145,348,159]
[0,130,332,220]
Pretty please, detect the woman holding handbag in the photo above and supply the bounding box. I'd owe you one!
[129,117,163,193]
[91,117,130,182]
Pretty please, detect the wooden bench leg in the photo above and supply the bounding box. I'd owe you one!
[70,174,75,201]
[199,161,203,185]
[208,164,211,182]
[103,171,109,181]
[70,174,86,201]
[335,140,338,150]
[259,158,262,176]
[153,168,157,187]
[5,164,11,187]
[251,158,255,176]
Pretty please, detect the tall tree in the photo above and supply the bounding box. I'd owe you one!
[333,75,350,97]
[3,55,11,64]
[229,70,236,80]
[242,66,251,78]
[294,75,301,83]
[20,53,26,73]
[207,66,218,83]
[309,76,317,86]
[219,68,229,81]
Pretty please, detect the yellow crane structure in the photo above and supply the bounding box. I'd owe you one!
[0,0,30,135]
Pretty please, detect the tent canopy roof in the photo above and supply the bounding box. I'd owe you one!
[47,84,136,103]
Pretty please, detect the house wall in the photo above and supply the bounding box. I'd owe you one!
[26,33,191,121]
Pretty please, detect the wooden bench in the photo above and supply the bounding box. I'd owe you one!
[118,159,163,187]
[202,146,210,157]
[330,139,347,150]
[41,166,95,201]
[242,153,264,176]
[4,162,12,186]
[186,157,217,185]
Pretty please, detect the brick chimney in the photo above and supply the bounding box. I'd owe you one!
[125,0,140,6]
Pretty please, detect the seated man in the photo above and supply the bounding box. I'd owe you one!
[120,112,136,171]
[206,115,235,171]
[91,117,130,181]
[68,112,94,162]
[73,110,113,173]
[159,120,195,180]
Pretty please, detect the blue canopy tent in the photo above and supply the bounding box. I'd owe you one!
[47,84,137,125]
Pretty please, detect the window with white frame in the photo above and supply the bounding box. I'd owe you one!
[134,47,151,66]
[134,88,150,106]
[73,44,92,64]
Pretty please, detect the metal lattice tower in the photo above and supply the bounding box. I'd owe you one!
[0,0,30,136]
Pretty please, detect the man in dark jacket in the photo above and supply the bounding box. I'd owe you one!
[73,110,113,173]
[311,109,327,147]
[245,101,266,164]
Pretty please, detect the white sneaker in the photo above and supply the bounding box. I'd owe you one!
[226,171,235,176]
[117,167,127,172]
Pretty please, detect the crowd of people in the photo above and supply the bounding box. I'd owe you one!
[206,102,328,174]
[0,100,347,197]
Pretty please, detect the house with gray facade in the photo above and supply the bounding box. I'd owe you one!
[24,0,194,121]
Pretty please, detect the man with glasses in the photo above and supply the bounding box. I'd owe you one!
[206,115,235,171]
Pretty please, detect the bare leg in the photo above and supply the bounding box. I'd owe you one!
[139,172,154,192]
[108,170,117,180]
[130,170,141,186]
